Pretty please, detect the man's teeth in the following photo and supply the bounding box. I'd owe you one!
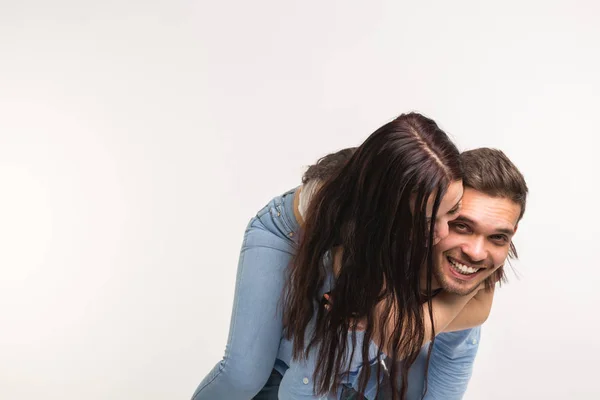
[448,257,480,275]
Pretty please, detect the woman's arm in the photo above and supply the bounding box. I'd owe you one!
[323,282,482,358]
[374,288,479,358]
[192,209,298,399]
[443,286,495,332]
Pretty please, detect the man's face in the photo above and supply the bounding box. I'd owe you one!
[432,188,522,296]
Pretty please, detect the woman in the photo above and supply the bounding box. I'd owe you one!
[192,113,489,400]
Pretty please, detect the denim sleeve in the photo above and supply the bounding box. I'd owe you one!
[421,327,481,400]
[191,215,296,400]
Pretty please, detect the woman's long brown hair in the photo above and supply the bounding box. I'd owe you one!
[282,112,462,399]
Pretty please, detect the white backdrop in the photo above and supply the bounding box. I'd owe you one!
[1,1,599,399]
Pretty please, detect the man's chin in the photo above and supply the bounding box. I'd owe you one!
[437,273,482,296]
[441,282,479,296]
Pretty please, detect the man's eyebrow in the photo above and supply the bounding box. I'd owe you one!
[495,227,515,235]
[453,215,514,235]
[453,215,475,225]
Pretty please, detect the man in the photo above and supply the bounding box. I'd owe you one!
[342,147,528,399]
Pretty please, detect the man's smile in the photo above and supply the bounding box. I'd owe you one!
[446,256,485,280]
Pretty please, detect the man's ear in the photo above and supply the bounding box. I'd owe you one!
[514,223,519,235]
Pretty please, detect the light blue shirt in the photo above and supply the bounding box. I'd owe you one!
[278,326,480,400]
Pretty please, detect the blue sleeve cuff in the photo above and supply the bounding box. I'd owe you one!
[422,327,481,400]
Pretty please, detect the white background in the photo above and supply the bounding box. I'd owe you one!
[1,0,599,399]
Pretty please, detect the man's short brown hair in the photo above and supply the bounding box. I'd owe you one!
[302,147,357,184]
[461,147,528,222]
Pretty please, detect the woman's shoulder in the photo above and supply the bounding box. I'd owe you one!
[298,179,322,219]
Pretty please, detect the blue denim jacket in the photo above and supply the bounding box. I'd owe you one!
[192,188,479,400]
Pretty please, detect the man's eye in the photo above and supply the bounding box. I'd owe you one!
[491,235,508,244]
[452,223,468,232]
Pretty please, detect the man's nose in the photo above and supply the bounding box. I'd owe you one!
[461,236,487,263]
